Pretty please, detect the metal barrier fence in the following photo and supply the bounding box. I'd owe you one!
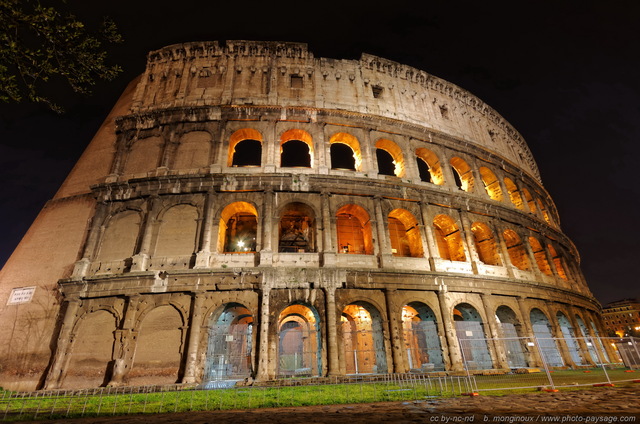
[1,373,474,422]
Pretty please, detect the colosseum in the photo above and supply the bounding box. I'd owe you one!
[0,40,610,391]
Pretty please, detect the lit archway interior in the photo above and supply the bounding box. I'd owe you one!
[388,209,423,257]
[336,204,373,254]
[453,303,493,370]
[433,214,466,261]
[277,304,321,377]
[402,303,444,371]
[341,303,387,374]
[228,128,263,167]
[279,202,315,253]
[218,202,258,253]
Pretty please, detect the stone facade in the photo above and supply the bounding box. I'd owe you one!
[0,41,607,391]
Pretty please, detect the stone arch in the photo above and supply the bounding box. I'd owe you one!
[341,301,388,374]
[278,202,316,253]
[503,229,530,271]
[529,237,553,276]
[62,309,118,389]
[203,303,254,383]
[449,157,474,192]
[521,188,537,213]
[277,303,322,377]
[130,304,185,385]
[388,208,423,257]
[173,131,212,170]
[402,302,444,371]
[495,305,528,368]
[478,166,504,201]
[503,177,525,210]
[228,128,263,167]
[574,314,598,363]
[433,214,466,261]
[547,244,568,281]
[330,132,361,171]
[123,136,163,175]
[471,222,501,266]
[95,210,141,263]
[530,308,563,367]
[336,204,373,255]
[217,201,258,253]
[453,303,493,370]
[153,204,199,259]
[280,129,313,168]
[375,139,405,177]
[556,311,584,365]
[415,147,444,185]
[536,198,553,225]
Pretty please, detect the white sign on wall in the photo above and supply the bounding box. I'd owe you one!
[7,287,36,305]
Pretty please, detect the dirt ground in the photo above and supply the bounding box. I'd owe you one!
[25,383,640,424]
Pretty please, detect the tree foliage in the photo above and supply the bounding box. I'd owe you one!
[0,0,122,112]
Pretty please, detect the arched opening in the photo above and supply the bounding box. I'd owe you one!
[521,188,537,213]
[280,129,313,168]
[496,306,529,368]
[454,303,493,370]
[375,139,405,177]
[279,202,315,253]
[575,315,598,363]
[153,204,198,263]
[415,148,444,185]
[589,320,612,362]
[388,209,423,257]
[557,312,584,365]
[218,202,258,253]
[536,198,553,225]
[503,229,530,271]
[450,157,474,192]
[95,210,141,265]
[529,237,553,276]
[402,303,444,371]
[341,302,387,374]
[204,303,254,384]
[433,214,466,261]
[336,204,373,255]
[277,304,321,377]
[471,222,501,266]
[330,132,362,170]
[530,308,563,367]
[479,167,504,201]
[229,128,263,167]
[503,178,525,210]
[547,245,568,281]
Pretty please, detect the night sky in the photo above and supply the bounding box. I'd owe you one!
[1,1,638,306]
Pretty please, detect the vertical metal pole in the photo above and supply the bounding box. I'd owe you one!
[533,335,555,389]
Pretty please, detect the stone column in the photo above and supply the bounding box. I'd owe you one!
[321,192,336,266]
[72,203,109,278]
[418,201,438,271]
[256,287,271,380]
[325,286,340,375]
[109,295,141,385]
[459,213,480,274]
[195,191,216,268]
[384,289,406,373]
[131,195,161,271]
[516,297,543,367]
[495,225,516,278]
[44,297,81,389]
[436,286,463,371]
[182,292,206,383]
[479,294,509,369]
[260,189,275,266]
[545,302,577,368]
[566,306,596,366]
[373,196,389,267]
[522,235,543,279]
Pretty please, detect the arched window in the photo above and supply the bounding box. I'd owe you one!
[375,139,405,177]
[388,209,423,257]
[330,132,361,171]
[433,214,466,261]
[547,244,568,280]
[415,147,444,185]
[502,229,530,271]
[336,204,373,254]
[503,177,525,210]
[536,198,552,225]
[471,222,501,266]
[529,237,553,276]
[449,157,474,192]
[279,202,315,253]
[479,166,504,201]
[228,128,263,167]
[280,129,313,168]
[218,202,258,253]
[521,188,537,213]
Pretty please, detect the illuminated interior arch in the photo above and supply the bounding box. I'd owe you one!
[478,166,504,201]
[503,229,530,271]
[536,198,552,225]
[402,303,444,371]
[433,214,466,262]
[388,209,423,257]
[280,129,313,167]
[470,222,501,266]
[521,187,537,213]
[330,132,362,171]
[547,244,568,280]
[228,128,263,167]
[449,157,474,192]
[336,204,373,255]
[279,202,316,252]
[415,147,444,185]
[341,302,387,374]
[503,177,525,210]
[277,304,321,377]
[217,202,258,253]
[529,237,553,276]
[375,139,405,177]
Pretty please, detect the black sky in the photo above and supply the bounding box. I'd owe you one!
[1,0,638,305]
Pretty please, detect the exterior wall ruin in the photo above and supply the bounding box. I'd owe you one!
[0,41,604,391]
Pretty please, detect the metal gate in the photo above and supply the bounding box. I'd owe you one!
[278,323,320,377]
[203,323,253,382]
[560,325,584,365]
[403,320,445,371]
[500,323,528,368]
[342,324,381,374]
[532,324,563,367]
[456,321,493,370]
